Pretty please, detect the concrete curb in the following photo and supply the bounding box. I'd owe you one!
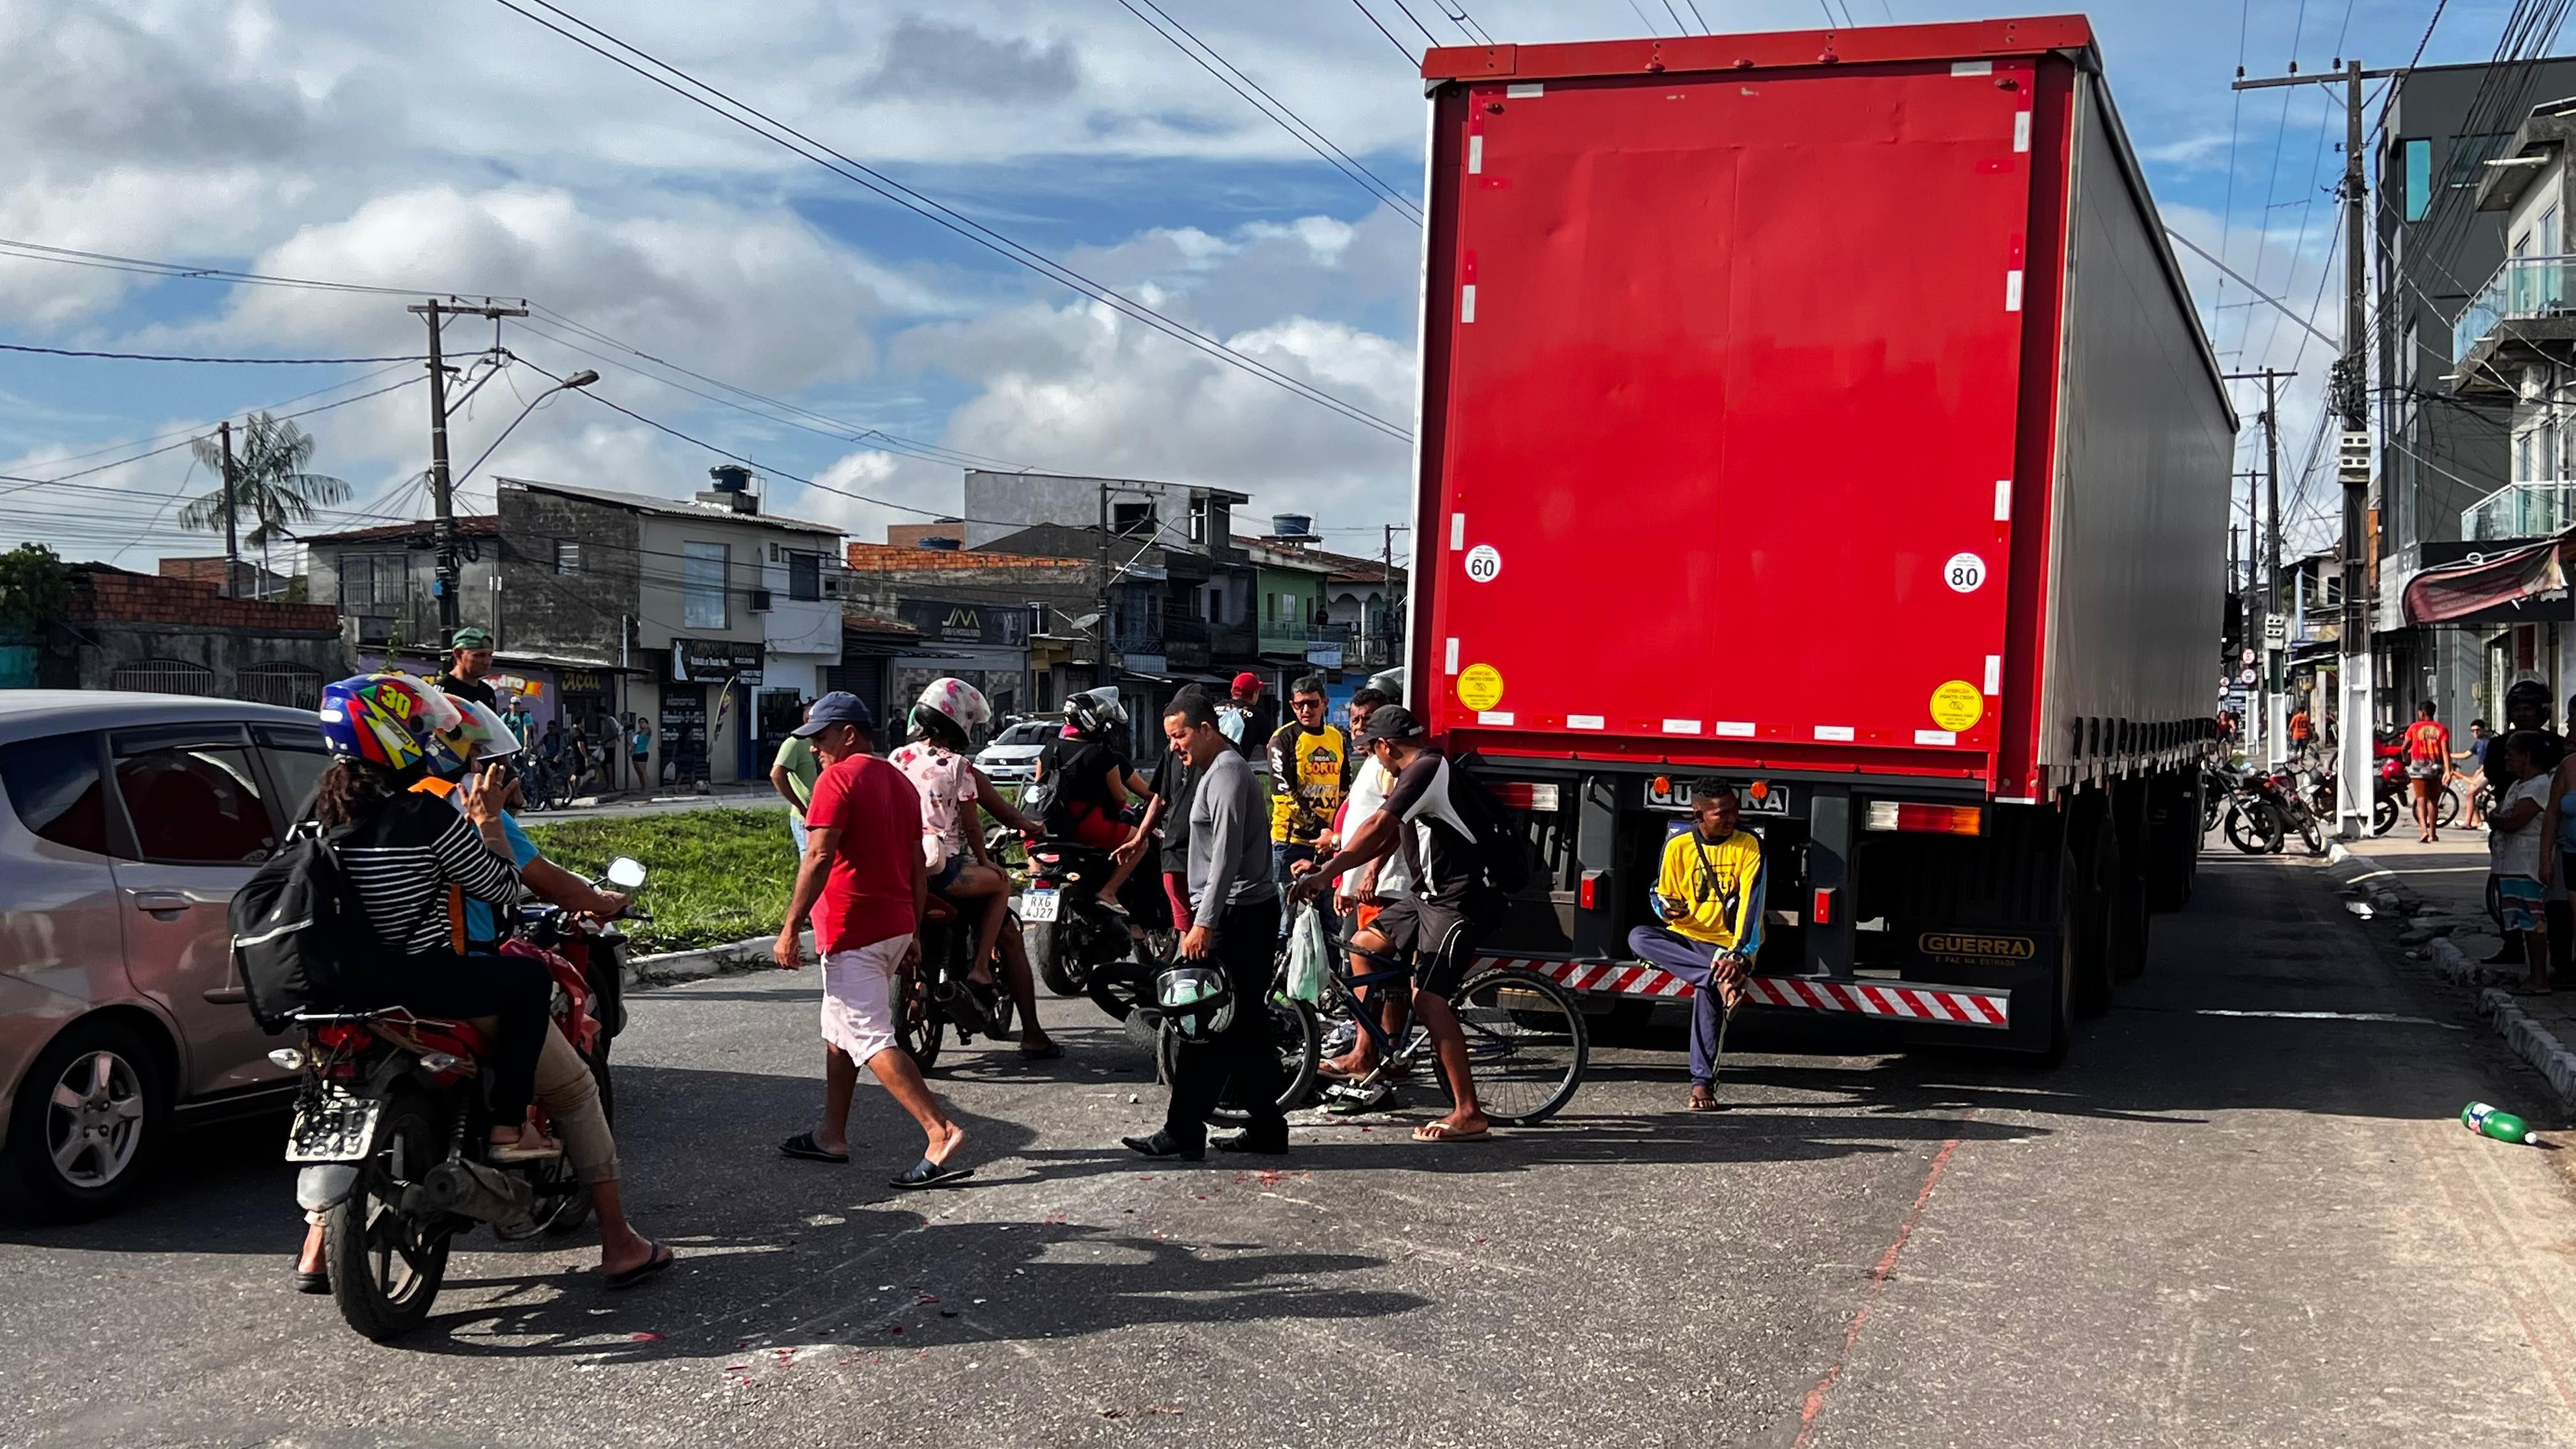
[625,930,809,987]
[2323,841,2411,918]
[2432,935,2518,990]
[2478,987,2576,1108]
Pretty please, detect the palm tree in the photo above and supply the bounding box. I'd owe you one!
[180,411,350,598]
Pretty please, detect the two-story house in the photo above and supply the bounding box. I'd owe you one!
[495,470,843,788]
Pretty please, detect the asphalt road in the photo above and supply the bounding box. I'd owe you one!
[7,851,2576,1448]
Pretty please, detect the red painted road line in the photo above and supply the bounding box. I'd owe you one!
[1790,1112,1976,1449]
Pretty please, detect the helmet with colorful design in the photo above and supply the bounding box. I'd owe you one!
[318,673,464,774]
[909,677,992,746]
[1062,686,1127,738]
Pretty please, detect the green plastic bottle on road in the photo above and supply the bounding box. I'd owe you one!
[2462,1102,2540,1145]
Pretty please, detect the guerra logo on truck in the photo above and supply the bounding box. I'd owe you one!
[1917,931,2037,965]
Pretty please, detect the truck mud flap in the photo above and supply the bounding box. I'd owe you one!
[1509,956,2009,1028]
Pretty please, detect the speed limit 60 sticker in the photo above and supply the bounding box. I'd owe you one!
[1464,544,1502,583]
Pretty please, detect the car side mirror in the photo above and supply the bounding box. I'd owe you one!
[605,856,647,889]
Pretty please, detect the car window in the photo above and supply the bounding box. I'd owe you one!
[254,722,332,825]
[0,730,110,855]
[999,723,1054,746]
[108,725,277,864]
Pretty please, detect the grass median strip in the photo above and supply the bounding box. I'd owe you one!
[521,807,798,954]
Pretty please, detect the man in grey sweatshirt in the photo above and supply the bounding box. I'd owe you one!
[1123,690,1291,1160]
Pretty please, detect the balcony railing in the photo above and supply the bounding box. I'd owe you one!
[2463,479,2576,541]
[2455,255,2576,361]
[1257,622,1353,654]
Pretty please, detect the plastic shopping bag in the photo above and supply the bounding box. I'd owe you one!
[1285,901,1331,1006]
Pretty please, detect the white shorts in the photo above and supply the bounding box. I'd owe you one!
[819,934,910,1063]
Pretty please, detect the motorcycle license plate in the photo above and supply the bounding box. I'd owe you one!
[285,1095,380,1163]
[1020,888,1061,923]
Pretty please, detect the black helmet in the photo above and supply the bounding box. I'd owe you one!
[1153,963,1236,1040]
[1062,686,1127,738]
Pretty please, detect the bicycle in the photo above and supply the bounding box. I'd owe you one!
[1294,929,1590,1126]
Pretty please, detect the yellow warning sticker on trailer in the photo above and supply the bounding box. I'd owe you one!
[1457,664,1505,712]
[1929,680,1984,732]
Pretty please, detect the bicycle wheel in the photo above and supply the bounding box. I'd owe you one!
[1163,995,1321,1122]
[2438,785,2462,829]
[1435,967,1588,1126]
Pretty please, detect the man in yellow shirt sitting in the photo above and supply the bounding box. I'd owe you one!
[1626,782,1765,1112]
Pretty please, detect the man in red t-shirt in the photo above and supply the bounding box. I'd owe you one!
[2403,700,2453,845]
[773,691,972,1188]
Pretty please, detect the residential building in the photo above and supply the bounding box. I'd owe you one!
[975,519,1259,682]
[303,517,502,673]
[2377,60,2576,729]
[842,540,1100,718]
[823,611,926,732]
[885,518,969,549]
[1236,533,1348,682]
[494,470,845,788]
[24,564,343,704]
[958,470,1249,560]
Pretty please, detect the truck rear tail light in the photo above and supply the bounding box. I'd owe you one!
[1811,887,1836,925]
[1490,782,1560,811]
[1746,779,1771,804]
[1864,802,1984,835]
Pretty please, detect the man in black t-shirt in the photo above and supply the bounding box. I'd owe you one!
[1142,735,1199,930]
[1289,706,1496,1143]
[435,625,499,710]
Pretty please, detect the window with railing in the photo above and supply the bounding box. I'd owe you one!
[2454,254,2576,360]
[2464,479,2576,540]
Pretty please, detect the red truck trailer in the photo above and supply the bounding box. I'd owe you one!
[1408,15,2234,1060]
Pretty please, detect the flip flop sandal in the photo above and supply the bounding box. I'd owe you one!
[295,1269,330,1295]
[1412,1122,1491,1144]
[1688,1092,1722,1112]
[891,1158,976,1189]
[603,1239,675,1291]
[779,1131,850,1163]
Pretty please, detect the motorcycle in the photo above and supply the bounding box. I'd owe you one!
[890,892,1016,1073]
[1019,838,1170,997]
[280,856,646,1342]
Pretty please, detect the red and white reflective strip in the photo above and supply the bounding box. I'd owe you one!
[1502,958,2011,1029]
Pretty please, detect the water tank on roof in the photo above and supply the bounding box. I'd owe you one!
[708,464,753,492]
[1270,512,1317,541]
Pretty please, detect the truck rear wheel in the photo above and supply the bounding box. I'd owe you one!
[2037,847,2078,1066]
[2071,818,2117,1017]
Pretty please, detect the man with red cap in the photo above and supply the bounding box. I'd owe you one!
[1226,671,1278,762]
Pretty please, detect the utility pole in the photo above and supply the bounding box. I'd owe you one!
[408,297,527,646]
[217,418,239,600]
[2234,57,2384,831]
[1096,482,1112,690]
[2225,368,2295,764]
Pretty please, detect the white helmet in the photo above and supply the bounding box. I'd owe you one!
[910,677,991,742]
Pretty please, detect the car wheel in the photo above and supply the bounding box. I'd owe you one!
[5,1018,169,1222]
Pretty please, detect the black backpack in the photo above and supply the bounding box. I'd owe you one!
[1021,739,1065,828]
[1446,758,1532,895]
[229,823,387,1033]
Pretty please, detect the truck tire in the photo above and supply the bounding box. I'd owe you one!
[2037,847,2079,1066]
[2071,818,2117,1017]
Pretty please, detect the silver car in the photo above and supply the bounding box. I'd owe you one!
[975,718,1058,784]
[0,691,330,1218]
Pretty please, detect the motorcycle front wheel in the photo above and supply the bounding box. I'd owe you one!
[895,965,945,1073]
[2372,794,2398,836]
[2223,802,2283,855]
[325,1087,451,1342]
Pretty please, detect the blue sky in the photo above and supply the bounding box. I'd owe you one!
[0,1,2545,569]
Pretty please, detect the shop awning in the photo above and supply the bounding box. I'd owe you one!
[2401,534,2573,625]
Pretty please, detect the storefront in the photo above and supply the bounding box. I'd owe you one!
[892,598,1033,734]
[668,636,766,785]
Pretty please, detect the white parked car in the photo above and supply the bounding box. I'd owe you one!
[976,719,1057,783]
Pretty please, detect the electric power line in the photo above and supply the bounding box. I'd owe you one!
[486,0,1411,445]
[1117,0,1422,225]
[1349,0,1416,61]
[0,342,426,365]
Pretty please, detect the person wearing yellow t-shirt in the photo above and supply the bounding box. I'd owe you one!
[1626,782,1765,1112]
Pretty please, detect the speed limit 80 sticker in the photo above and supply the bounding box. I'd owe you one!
[1943,552,1987,594]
